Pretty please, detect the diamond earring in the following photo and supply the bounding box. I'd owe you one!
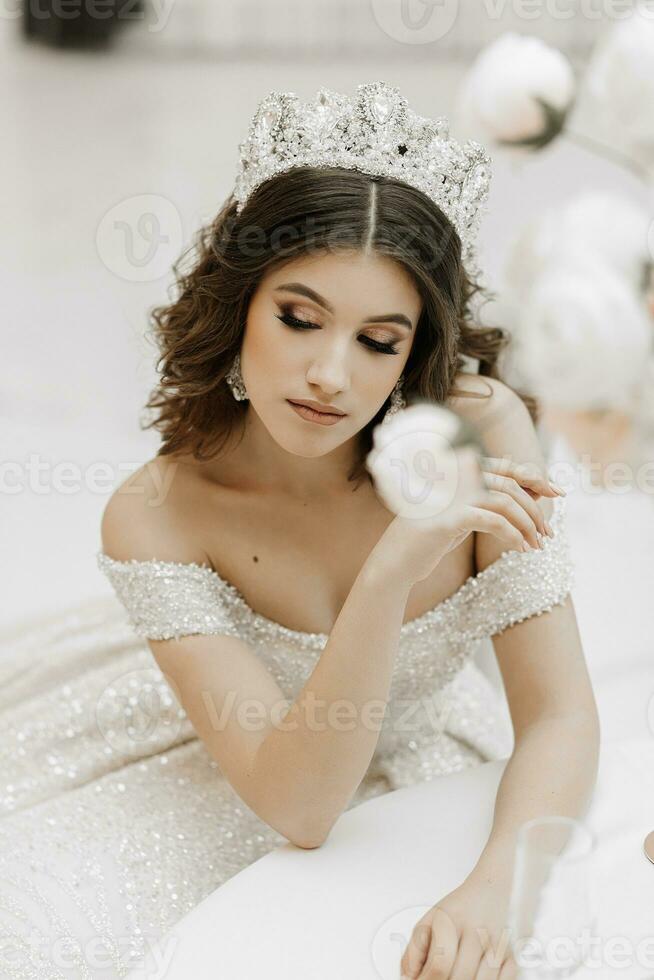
[225,352,248,401]
[381,375,406,425]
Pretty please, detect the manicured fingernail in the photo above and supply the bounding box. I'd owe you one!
[545,521,554,537]
[550,483,566,496]
[522,540,531,552]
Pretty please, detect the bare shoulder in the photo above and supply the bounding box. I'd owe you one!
[449,374,542,460]
[448,373,530,430]
[100,455,208,565]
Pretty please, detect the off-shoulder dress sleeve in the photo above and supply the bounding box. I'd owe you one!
[96,554,243,642]
[450,493,575,641]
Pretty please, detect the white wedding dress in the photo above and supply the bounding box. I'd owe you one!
[0,495,573,979]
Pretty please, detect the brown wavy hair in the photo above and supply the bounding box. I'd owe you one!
[142,165,537,489]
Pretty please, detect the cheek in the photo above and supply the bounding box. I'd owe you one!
[361,362,403,399]
[242,316,286,373]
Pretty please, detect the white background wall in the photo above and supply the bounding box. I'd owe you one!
[125,0,615,59]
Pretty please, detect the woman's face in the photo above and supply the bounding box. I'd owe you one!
[240,250,422,457]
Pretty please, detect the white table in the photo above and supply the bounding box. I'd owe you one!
[128,738,654,980]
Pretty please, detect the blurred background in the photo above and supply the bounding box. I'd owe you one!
[2,1,653,743]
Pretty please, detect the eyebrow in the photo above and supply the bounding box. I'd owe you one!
[273,282,414,331]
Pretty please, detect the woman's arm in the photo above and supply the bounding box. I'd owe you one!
[401,705,599,979]
[468,594,600,889]
[103,468,412,850]
[400,380,601,979]
[470,697,600,889]
[462,378,601,881]
[248,561,412,847]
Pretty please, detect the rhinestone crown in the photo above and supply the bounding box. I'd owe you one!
[233,80,492,279]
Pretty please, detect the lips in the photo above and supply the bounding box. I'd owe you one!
[287,400,346,417]
[287,400,347,425]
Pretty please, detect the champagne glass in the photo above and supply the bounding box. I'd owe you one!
[507,816,597,979]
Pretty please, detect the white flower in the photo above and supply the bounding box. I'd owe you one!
[365,403,480,520]
[512,256,652,412]
[503,191,652,300]
[585,5,654,158]
[559,193,653,294]
[457,33,575,148]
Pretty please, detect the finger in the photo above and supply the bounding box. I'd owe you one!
[498,954,519,980]
[458,503,528,554]
[415,908,459,980]
[474,926,515,980]
[480,490,544,550]
[401,915,432,979]
[481,473,551,538]
[480,457,565,498]
[449,932,484,980]
[475,946,506,980]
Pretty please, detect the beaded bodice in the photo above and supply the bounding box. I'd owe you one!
[97,494,574,765]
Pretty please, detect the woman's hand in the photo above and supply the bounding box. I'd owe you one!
[371,450,565,587]
[399,875,518,980]
[479,455,566,504]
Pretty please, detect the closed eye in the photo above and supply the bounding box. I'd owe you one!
[274,310,401,356]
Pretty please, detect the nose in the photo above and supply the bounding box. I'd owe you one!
[305,341,350,396]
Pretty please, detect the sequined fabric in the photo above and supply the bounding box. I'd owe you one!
[0,496,573,978]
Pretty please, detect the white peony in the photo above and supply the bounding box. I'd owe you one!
[512,256,652,412]
[457,33,575,149]
[503,191,653,300]
[585,5,654,159]
[558,193,653,294]
[365,403,482,521]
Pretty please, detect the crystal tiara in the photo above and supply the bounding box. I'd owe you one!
[232,79,492,279]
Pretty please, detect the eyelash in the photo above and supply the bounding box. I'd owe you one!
[274,309,401,356]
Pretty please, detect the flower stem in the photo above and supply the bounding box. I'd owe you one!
[562,127,652,183]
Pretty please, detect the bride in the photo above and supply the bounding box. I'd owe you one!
[0,81,600,980]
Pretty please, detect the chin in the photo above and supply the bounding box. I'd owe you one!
[277,415,352,452]
[278,432,343,457]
